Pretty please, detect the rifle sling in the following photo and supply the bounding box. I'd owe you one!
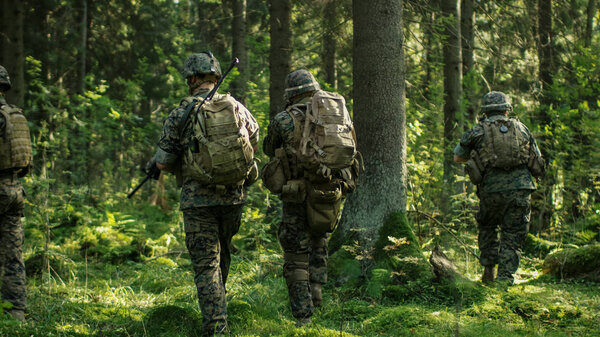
[178,98,198,140]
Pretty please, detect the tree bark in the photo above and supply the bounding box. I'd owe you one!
[532,0,556,233]
[80,0,88,93]
[441,0,463,213]
[334,0,407,257]
[1,0,25,106]
[461,0,476,125]
[231,0,247,104]
[584,0,597,47]
[323,0,337,88]
[268,0,292,119]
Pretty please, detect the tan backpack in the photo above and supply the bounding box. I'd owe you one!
[181,94,255,187]
[0,104,32,173]
[478,117,530,170]
[289,90,358,181]
[285,90,362,235]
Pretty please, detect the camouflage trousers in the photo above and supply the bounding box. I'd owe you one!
[0,176,26,311]
[278,201,328,320]
[183,205,243,336]
[476,189,532,283]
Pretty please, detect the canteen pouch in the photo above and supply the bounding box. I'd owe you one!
[306,180,343,235]
[281,179,306,203]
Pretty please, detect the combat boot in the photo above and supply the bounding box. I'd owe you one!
[482,265,495,284]
[311,282,322,308]
[9,309,25,322]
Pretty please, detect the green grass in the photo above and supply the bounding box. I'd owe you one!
[1,198,599,336]
[2,244,599,336]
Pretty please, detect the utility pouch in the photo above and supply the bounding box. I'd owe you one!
[281,179,306,203]
[306,180,343,235]
[528,154,545,177]
[261,158,287,194]
[465,150,485,185]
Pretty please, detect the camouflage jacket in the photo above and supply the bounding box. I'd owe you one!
[454,114,541,193]
[155,88,259,210]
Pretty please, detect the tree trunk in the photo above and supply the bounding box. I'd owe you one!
[268,0,292,119]
[231,0,247,104]
[461,0,476,125]
[441,0,463,213]
[322,0,337,88]
[532,0,556,233]
[1,0,25,106]
[584,0,597,47]
[79,0,88,94]
[332,0,407,259]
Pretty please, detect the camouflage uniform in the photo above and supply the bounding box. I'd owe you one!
[264,70,329,322]
[0,67,28,315]
[454,92,543,283]
[154,53,259,336]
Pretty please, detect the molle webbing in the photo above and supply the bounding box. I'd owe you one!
[182,94,253,186]
[478,118,529,170]
[287,90,356,180]
[0,106,32,171]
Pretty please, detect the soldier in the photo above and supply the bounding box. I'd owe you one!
[0,65,32,321]
[263,69,360,326]
[147,52,259,336]
[454,91,544,285]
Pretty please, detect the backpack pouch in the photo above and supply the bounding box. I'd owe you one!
[306,180,343,235]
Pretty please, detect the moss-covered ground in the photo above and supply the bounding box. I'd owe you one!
[1,198,599,336]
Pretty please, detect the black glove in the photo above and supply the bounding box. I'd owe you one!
[144,156,161,180]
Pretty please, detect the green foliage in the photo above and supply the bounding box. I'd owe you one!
[543,244,600,281]
[373,212,433,284]
[144,305,202,337]
[0,0,598,335]
[523,233,578,259]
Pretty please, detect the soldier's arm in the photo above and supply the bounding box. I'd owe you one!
[453,128,478,163]
[263,117,284,158]
[154,107,185,172]
[240,103,260,151]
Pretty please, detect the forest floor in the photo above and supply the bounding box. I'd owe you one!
[0,200,599,336]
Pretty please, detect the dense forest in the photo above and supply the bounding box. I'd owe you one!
[0,0,599,336]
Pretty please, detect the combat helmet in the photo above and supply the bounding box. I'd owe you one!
[481,91,512,114]
[284,69,320,103]
[0,65,11,92]
[181,51,222,79]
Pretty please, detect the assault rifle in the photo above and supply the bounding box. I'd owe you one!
[127,57,240,199]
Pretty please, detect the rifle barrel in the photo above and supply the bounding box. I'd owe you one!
[127,174,152,199]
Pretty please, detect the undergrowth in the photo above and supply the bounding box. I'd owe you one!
[0,184,598,336]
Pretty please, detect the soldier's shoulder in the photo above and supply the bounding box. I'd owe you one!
[0,103,21,111]
[167,97,193,117]
[270,111,294,132]
[470,122,485,136]
[273,110,292,123]
[510,117,533,134]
